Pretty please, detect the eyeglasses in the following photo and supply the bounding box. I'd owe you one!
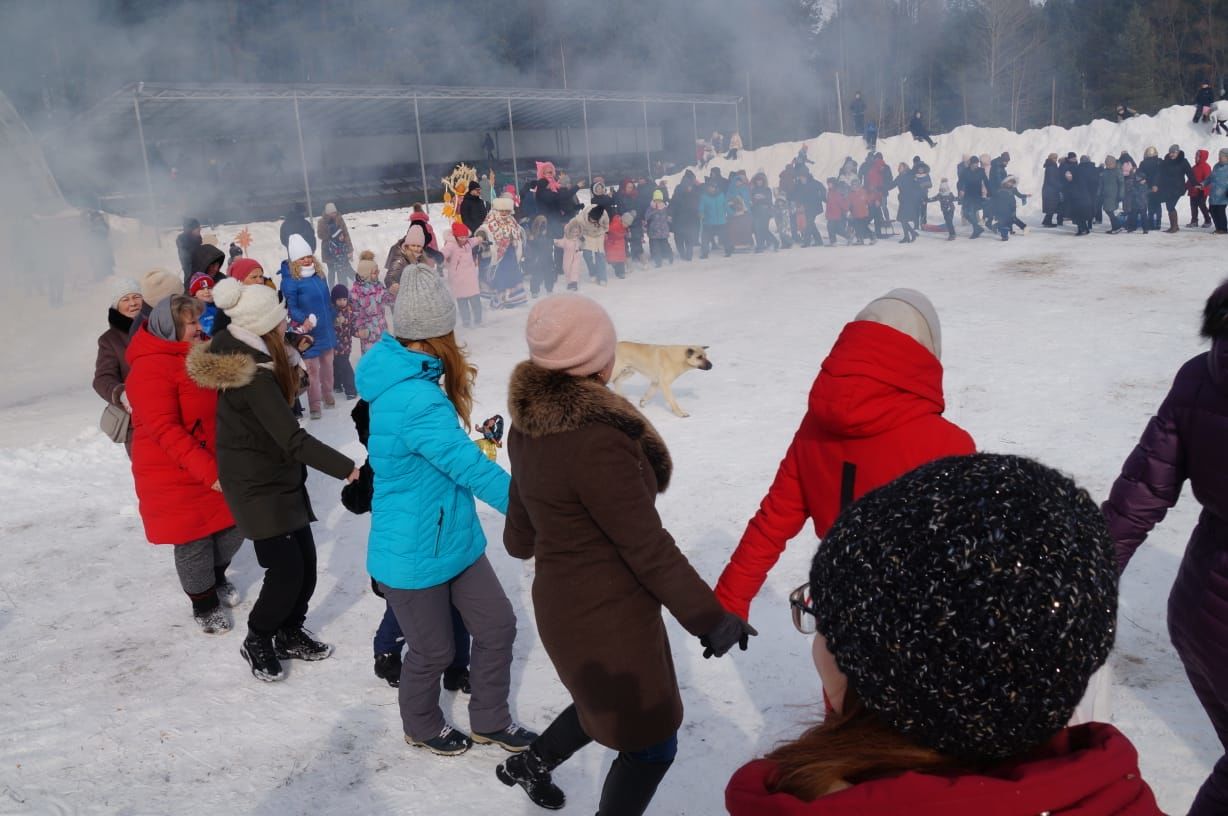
[789,583,819,635]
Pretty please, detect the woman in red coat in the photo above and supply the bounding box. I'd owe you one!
[726,454,1161,815]
[715,289,974,621]
[126,295,243,634]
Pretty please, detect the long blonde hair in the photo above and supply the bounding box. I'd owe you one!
[398,332,476,429]
[261,328,300,405]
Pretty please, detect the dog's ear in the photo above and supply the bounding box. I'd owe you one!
[686,348,695,358]
[702,345,710,350]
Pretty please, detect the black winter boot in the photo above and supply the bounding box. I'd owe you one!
[241,632,284,682]
[274,626,333,661]
[497,748,566,810]
[596,754,673,816]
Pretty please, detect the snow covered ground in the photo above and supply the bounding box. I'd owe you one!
[3,110,1224,814]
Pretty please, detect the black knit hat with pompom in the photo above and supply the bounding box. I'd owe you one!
[811,453,1118,763]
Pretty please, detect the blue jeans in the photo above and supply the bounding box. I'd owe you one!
[373,600,470,670]
[582,250,607,283]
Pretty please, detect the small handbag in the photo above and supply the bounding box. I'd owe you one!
[100,403,130,443]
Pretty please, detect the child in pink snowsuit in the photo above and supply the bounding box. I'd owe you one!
[443,222,482,328]
[555,221,584,291]
[349,249,395,354]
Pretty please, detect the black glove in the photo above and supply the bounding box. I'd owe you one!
[700,612,758,659]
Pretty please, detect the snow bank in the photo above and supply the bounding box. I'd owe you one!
[675,104,1227,211]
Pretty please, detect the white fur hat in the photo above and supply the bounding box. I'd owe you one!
[323,202,338,215]
[213,278,287,337]
[109,277,141,309]
[286,233,313,261]
[492,196,515,212]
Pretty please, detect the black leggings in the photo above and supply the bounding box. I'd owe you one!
[249,526,317,636]
[533,704,676,816]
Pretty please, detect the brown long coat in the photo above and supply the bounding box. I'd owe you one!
[94,309,134,450]
[505,361,725,752]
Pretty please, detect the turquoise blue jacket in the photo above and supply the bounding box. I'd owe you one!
[1208,162,1228,206]
[355,333,510,590]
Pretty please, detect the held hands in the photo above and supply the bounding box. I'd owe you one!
[700,611,758,659]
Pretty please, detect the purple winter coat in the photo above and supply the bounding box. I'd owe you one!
[1104,338,1228,570]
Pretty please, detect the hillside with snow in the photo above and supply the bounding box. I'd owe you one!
[1,109,1224,814]
[680,103,1228,211]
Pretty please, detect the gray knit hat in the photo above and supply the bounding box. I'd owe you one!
[812,453,1117,763]
[393,263,457,340]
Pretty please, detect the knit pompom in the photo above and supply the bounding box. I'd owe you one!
[359,249,375,261]
[213,277,244,311]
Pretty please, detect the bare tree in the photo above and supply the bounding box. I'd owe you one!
[970,0,1038,127]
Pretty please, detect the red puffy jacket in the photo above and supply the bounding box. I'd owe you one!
[125,327,235,545]
[825,189,848,221]
[714,320,975,619]
[726,723,1161,815]
[1189,148,1211,195]
[605,215,628,263]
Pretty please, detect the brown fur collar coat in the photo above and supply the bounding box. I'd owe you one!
[507,360,671,492]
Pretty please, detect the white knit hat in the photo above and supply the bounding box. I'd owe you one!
[855,288,942,359]
[286,233,313,260]
[323,202,338,215]
[109,277,141,309]
[213,278,287,336]
[393,264,457,340]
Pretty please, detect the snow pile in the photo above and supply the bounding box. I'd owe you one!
[679,104,1227,209]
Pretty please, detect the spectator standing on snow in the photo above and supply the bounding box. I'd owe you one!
[176,218,203,288]
[1104,280,1228,816]
[1195,80,1217,123]
[316,203,354,286]
[279,203,316,260]
[908,110,936,148]
[1159,144,1195,233]
[990,176,1023,241]
[849,92,866,135]
[496,294,754,815]
[187,279,358,682]
[441,222,483,329]
[889,163,920,244]
[282,234,338,420]
[1139,146,1164,230]
[714,289,974,622]
[95,278,144,455]
[570,202,610,284]
[963,156,989,238]
[605,211,631,279]
[351,250,396,355]
[525,216,558,295]
[929,179,957,240]
[726,454,1160,814]
[645,191,675,266]
[699,180,731,259]
[748,173,778,253]
[1189,149,1213,227]
[670,173,701,261]
[1099,156,1125,234]
[1207,148,1228,233]
[826,179,851,246]
[792,173,825,247]
[459,181,490,236]
[1116,102,1139,121]
[355,265,539,757]
[126,295,243,634]
[1123,168,1152,234]
[1064,162,1095,236]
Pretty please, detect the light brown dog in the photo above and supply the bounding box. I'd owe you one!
[610,342,713,417]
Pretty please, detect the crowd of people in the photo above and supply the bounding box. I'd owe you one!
[86,132,1228,812]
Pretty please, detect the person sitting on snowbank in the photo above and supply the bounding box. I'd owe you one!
[727,453,1162,814]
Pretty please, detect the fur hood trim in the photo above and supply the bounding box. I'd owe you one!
[508,361,672,492]
[186,339,258,391]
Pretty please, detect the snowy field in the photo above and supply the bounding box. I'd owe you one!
[3,108,1225,814]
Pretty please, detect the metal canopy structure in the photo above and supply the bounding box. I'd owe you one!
[79,82,741,226]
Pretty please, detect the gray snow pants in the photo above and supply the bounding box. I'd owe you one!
[379,554,516,741]
[173,527,244,596]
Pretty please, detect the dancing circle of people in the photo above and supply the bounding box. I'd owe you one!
[91,145,1228,813]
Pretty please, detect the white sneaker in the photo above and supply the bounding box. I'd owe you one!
[216,580,240,608]
[195,606,231,635]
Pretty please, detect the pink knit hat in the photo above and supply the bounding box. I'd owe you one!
[525,294,617,378]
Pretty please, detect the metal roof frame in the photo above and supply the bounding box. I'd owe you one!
[76,82,742,230]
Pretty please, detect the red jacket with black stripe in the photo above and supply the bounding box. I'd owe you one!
[714,320,975,620]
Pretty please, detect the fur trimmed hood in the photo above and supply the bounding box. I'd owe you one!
[508,361,672,492]
[186,335,259,391]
